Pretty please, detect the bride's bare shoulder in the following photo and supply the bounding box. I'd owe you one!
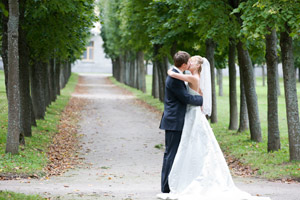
[191,74,200,84]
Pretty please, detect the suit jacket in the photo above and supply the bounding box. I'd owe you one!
[159,68,203,131]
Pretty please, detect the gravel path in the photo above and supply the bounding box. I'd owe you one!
[0,74,299,200]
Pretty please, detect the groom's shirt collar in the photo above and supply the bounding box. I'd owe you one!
[173,66,183,74]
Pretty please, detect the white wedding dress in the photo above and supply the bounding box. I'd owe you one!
[157,86,271,200]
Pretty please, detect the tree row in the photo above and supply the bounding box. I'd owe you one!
[1,0,97,154]
[99,0,300,161]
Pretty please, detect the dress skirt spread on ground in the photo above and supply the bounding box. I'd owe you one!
[157,86,271,200]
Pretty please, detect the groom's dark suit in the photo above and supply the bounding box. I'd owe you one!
[159,68,203,193]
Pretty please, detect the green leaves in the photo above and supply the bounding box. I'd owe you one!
[237,0,300,39]
[25,0,96,62]
[100,0,299,68]
[98,0,122,58]
[0,2,8,17]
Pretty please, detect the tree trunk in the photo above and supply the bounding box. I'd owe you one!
[64,62,68,87]
[6,0,20,154]
[113,57,120,81]
[228,39,238,130]
[163,56,169,76]
[68,61,71,81]
[266,28,280,152]
[64,61,69,86]
[123,53,128,85]
[157,57,166,102]
[170,41,177,60]
[112,58,116,79]
[55,59,60,96]
[1,0,8,97]
[237,41,262,142]
[262,65,266,87]
[30,95,36,126]
[51,58,58,98]
[206,38,217,123]
[117,56,121,82]
[49,59,56,102]
[152,60,159,98]
[298,66,300,82]
[65,62,69,86]
[42,62,51,107]
[30,61,45,119]
[19,0,31,138]
[280,28,300,161]
[159,56,169,101]
[135,59,139,89]
[217,69,223,96]
[60,62,67,89]
[137,51,146,93]
[113,59,117,80]
[119,54,125,84]
[125,53,130,86]
[59,62,65,90]
[145,60,149,75]
[112,58,115,78]
[132,56,138,89]
[153,44,166,101]
[238,66,249,132]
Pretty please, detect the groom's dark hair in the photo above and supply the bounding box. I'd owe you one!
[174,51,190,68]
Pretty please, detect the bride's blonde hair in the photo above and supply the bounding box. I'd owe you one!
[190,55,204,74]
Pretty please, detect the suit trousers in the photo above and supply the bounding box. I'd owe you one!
[161,130,182,193]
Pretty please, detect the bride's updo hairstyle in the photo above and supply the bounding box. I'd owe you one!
[190,56,204,73]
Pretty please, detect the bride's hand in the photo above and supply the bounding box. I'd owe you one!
[199,89,203,96]
[168,69,175,77]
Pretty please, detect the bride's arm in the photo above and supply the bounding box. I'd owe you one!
[168,69,195,84]
[198,88,203,96]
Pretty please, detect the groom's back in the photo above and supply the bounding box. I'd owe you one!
[159,75,187,131]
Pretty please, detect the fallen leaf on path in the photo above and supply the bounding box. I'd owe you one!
[44,95,88,177]
[224,153,258,177]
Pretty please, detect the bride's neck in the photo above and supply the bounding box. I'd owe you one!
[191,70,200,76]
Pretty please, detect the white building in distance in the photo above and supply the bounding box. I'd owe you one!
[72,20,112,74]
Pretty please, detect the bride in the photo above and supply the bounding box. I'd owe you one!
[157,56,271,200]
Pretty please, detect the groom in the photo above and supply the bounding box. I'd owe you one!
[159,51,203,193]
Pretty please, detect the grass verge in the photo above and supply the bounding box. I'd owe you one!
[110,75,300,181]
[0,191,45,200]
[0,70,78,177]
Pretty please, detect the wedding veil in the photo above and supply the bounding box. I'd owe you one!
[199,57,212,116]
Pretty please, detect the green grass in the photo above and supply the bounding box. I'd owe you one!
[0,70,78,176]
[211,76,300,180]
[154,144,164,150]
[112,74,300,180]
[0,191,45,200]
[0,71,7,125]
